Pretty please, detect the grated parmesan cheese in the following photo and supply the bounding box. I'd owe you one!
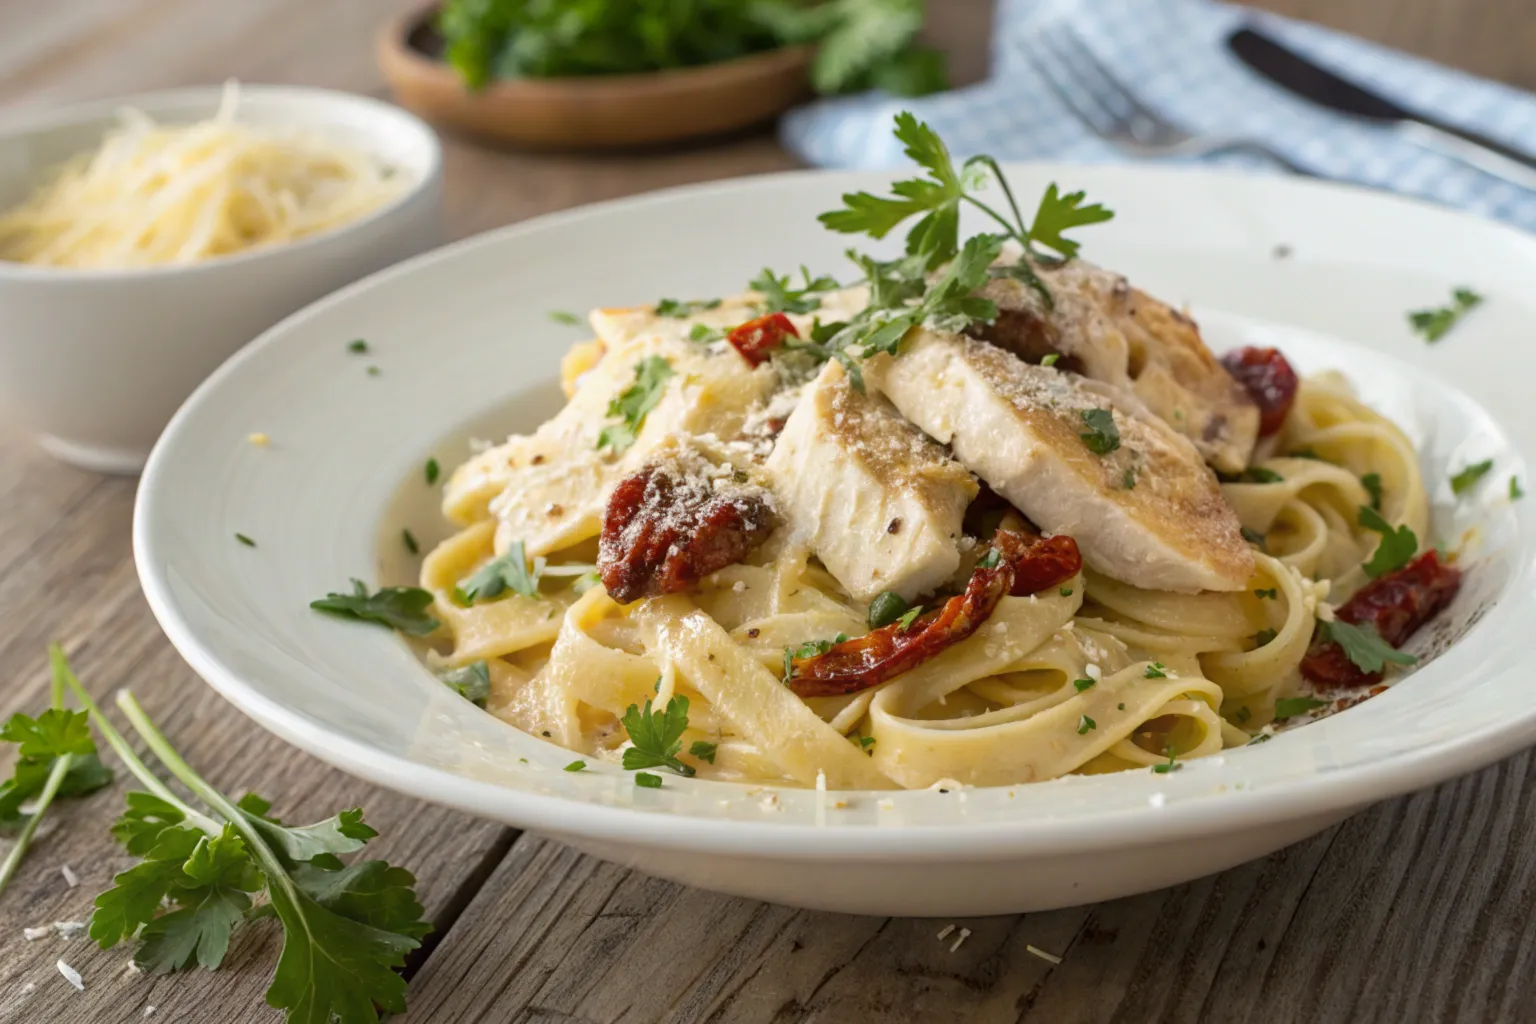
[0,82,406,270]
[1027,944,1063,964]
[22,926,50,941]
[56,958,83,991]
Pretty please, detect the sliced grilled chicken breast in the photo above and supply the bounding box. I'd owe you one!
[866,329,1254,593]
[972,257,1259,473]
[445,330,773,557]
[765,361,977,602]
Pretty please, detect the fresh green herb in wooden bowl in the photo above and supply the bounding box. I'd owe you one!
[378,0,946,149]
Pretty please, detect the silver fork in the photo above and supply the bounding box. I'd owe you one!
[1025,26,1310,175]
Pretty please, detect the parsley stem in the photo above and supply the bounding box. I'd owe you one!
[960,194,1029,250]
[965,156,1029,241]
[0,750,71,897]
[51,648,219,835]
[113,691,300,907]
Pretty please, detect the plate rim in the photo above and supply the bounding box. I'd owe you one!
[135,161,1536,860]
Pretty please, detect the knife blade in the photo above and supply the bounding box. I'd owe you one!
[1227,27,1536,190]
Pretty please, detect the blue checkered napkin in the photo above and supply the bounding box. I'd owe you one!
[780,0,1536,231]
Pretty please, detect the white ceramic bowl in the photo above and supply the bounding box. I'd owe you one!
[135,165,1536,916]
[0,85,443,474]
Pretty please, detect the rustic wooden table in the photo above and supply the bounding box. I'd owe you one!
[0,1,1531,1021]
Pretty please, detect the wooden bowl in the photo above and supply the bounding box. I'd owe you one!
[377,6,815,149]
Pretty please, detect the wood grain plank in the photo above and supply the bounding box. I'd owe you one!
[405,753,1536,1024]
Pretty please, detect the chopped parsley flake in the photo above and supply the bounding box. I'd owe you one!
[1254,588,1277,600]
[1077,714,1096,735]
[1361,472,1383,510]
[438,661,490,706]
[1122,467,1136,490]
[1235,706,1252,725]
[234,533,256,548]
[977,549,1002,570]
[1041,353,1060,367]
[424,457,440,485]
[310,579,439,635]
[1152,754,1181,774]
[1240,526,1267,550]
[1358,505,1418,577]
[1450,459,1494,497]
[1513,476,1526,501]
[1241,467,1283,484]
[455,541,544,604]
[655,297,721,318]
[749,266,839,315]
[1273,696,1328,720]
[1073,678,1095,693]
[347,339,368,353]
[896,606,924,631]
[563,760,587,772]
[1254,628,1278,647]
[688,323,724,343]
[1408,287,1482,343]
[1144,662,1167,679]
[597,356,673,454]
[1321,619,1416,674]
[1079,408,1120,455]
[858,735,876,752]
[1060,587,1073,597]
[402,529,419,555]
[1249,733,1272,745]
[549,310,581,326]
[620,696,695,777]
[635,772,663,789]
[783,634,849,681]
[689,741,718,764]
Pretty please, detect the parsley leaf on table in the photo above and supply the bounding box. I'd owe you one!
[310,580,439,635]
[1320,619,1417,674]
[619,696,696,777]
[1450,459,1494,497]
[0,653,114,896]
[597,356,674,454]
[1408,287,1482,342]
[1358,506,1418,578]
[455,541,544,604]
[54,650,429,1023]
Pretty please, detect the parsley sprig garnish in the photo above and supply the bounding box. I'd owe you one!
[1409,287,1482,342]
[809,112,1111,382]
[438,661,491,706]
[598,356,673,454]
[45,649,430,1022]
[1358,506,1418,578]
[655,298,721,318]
[0,650,113,898]
[619,696,697,782]
[310,580,439,635]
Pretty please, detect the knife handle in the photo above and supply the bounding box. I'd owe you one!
[1398,120,1536,192]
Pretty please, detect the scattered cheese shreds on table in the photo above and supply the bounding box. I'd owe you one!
[950,927,972,952]
[56,958,84,991]
[1027,944,1064,964]
[60,864,79,888]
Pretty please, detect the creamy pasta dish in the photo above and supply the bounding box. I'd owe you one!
[359,116,1465,791]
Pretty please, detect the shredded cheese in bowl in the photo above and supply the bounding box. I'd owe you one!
[0,83,407,270]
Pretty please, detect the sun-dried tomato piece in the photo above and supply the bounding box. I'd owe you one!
[1220,346,1298,436]
[599,460,776,605]
[727,313,799,367]
[1300,550,1462,688]
[786,530,1082,698]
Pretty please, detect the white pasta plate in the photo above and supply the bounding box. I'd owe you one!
[136,163,1536,916]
